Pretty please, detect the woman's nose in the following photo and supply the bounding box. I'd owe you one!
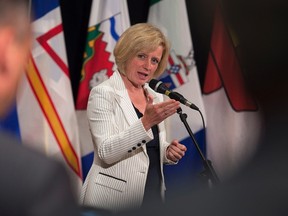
[143,59,152,71]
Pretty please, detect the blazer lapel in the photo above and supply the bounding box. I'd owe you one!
[143,83,161,105]
[109,72,165,157]
[111,71,139,127]
[112,74,161,126]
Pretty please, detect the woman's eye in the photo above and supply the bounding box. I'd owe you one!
[137,54,146,59]
[152,58,159,64]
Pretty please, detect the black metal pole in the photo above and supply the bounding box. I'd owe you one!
[177,108,220,186]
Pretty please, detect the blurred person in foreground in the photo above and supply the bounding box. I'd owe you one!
[0,0,80,215]
[80,23,187,212]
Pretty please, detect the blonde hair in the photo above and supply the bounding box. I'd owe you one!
[114,23,170,78]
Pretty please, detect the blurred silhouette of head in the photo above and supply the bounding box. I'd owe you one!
[0,0,31,117]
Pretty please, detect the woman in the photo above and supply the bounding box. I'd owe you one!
[80,23,187,212]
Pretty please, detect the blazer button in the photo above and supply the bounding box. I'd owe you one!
[142,140,146,143]
[137,143,141,147]
[132,147,136,150]
[128,150,132,153]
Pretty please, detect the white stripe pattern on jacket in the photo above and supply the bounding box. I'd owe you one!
[80,70,174,212]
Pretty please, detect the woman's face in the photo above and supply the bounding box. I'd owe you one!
[124,46,163,88]
[0,26,31,117]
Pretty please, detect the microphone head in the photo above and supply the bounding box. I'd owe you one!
[148,79,168,94]
[148,79,159,90]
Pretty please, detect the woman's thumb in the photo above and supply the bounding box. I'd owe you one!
[147,94,154,104]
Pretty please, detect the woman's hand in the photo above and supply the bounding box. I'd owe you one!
[141,94,180,131]
[166,140,187,162]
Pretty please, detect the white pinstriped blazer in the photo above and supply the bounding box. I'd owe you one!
[80,70,174,212]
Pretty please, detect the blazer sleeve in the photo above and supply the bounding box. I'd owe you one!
[87,85,154,165]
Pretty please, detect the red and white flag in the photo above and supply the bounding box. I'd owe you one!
[203,7,262,179]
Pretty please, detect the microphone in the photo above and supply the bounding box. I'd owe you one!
[149,79,199,111]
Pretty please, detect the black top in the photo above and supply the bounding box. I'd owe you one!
[133,104,162,205]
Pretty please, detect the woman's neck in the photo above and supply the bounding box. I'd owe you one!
[120,73,144,92]
[120,73,147,112]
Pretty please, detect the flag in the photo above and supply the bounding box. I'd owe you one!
[76,0,130,180]
[203,6,262,180]
[14,0,82,194]
[148,0,207,191]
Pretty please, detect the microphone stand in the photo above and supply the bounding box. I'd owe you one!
[177,108,220,187]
